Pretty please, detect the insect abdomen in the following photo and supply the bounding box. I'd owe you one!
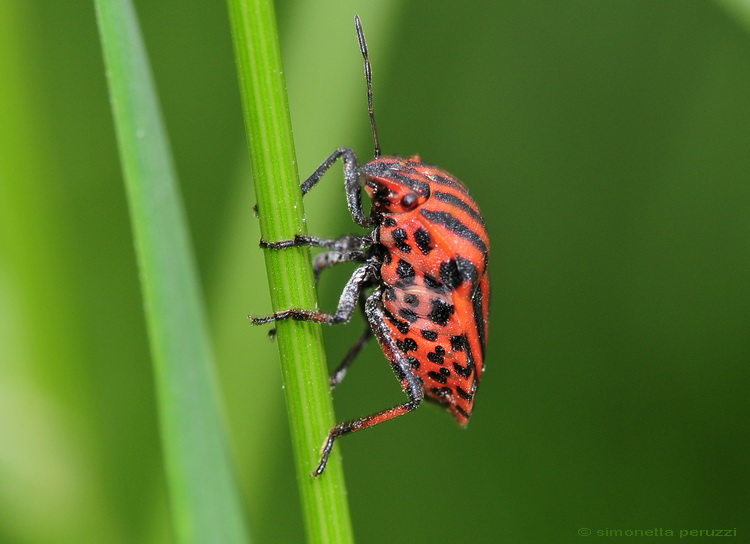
[377,165,489,423]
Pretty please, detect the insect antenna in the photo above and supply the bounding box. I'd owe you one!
[354,15,381,158]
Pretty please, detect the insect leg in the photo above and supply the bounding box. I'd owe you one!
[264,252,368,339]
[249,264,374,326]
[260,233,371,283]
[313,289,424,476]
[299,148,372,227]
[260,234,373,337]
[310,248,374,386]
[329,294,372,388]
[260,232,371,252]
[314,253,359,283]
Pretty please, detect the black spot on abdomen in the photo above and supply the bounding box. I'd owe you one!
[428,371,447,384]
[450,335,467,351]
[396,337,418,353]
[421,329,438,341]
[440,259,463,290]
[414,228,432,255]
[392,227,411,253]
[396,259,414,279]
[398,307,419,323]
[428,298,454,326]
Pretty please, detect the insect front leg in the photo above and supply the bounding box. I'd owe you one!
[299,148,372,227]
[313,289,425,476]
[254,147,368,230]
[249,264,375,326]
[260,232,371,252]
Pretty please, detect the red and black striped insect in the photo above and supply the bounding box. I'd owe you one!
[252,15,489,476]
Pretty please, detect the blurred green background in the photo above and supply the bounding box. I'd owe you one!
[2,1,749,543]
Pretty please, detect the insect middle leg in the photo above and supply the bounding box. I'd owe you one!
[258,233,376,383]
[249,263,374,326]
[260,233,372,282]
[308,247,376,387]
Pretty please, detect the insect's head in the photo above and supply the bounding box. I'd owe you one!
[362,157,431,215]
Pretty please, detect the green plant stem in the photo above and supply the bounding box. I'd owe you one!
[226,0,355,543]
[94,1,251,543]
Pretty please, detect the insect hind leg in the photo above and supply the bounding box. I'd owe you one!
[329,294,373,388]
[313,290,425,476]
[314,394,421,477]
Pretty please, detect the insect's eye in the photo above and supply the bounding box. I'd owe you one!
[400,192,419,210]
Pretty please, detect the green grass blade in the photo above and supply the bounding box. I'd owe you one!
[226,0,355,542]
[715,0,750,29]
[94,1,251,543]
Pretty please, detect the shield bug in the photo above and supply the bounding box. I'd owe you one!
[251,15,489,476]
